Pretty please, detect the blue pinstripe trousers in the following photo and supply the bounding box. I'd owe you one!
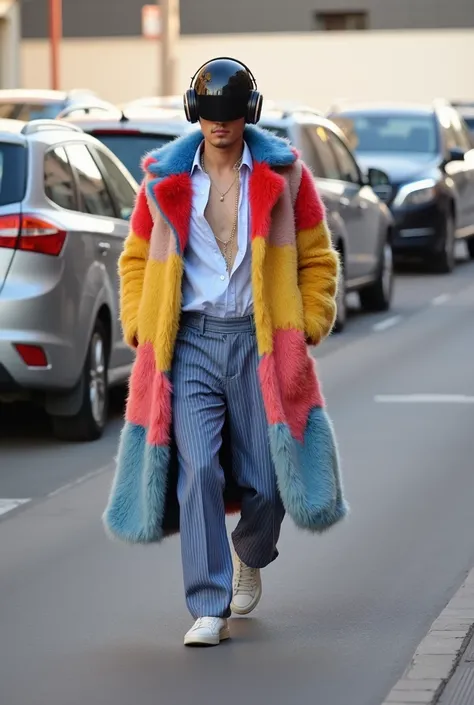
[172,313,285,619]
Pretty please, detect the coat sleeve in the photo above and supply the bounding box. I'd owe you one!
[294,161,340,346]
[118,181,153,348]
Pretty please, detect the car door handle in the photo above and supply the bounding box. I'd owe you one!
[97,241,111,255]
[339,197,350,208]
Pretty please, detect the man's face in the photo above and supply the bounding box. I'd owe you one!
[199,117,245,149]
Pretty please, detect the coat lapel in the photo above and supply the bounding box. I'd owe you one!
[144,125,298,252]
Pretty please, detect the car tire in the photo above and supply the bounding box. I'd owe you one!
[467,236,474,260]
[333,254,347,333]
[432,213,455,274]
[359,238,394,312]
[52,320,109,442]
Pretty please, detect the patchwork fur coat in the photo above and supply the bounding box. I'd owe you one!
[103,125,348,543]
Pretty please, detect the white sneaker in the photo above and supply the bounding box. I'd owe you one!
[231,551,262,615]
[184,617,230,647]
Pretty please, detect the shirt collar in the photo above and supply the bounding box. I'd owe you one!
[191,140,253,174]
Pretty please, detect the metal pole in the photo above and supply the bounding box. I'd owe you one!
[159,0,180,96]
[49,0,62,90]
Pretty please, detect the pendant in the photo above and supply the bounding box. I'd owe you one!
[220,196,224,202]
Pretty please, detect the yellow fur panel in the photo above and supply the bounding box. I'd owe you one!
[118,232,150,347]
[137,254,183,372]
[264,244,305,330]
[251,237,273,356]
[296,222,339,345]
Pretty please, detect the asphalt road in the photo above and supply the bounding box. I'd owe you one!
[1,249,474,705]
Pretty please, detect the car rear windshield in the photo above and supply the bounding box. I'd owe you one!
[332,113,438,154]
[0,142,27,205]
[0,102,65,120]
[90,133,176,182]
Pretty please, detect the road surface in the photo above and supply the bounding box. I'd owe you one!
[1,252,474,705]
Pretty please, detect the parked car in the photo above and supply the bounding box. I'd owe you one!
[451,103,474,139]
[0,118,138,441]
[0,89,115,121]
[329,101,474,272]
[61,104,197,183]
[259,108,395,330]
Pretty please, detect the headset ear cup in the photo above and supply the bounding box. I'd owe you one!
[184,88,199,123]
[246,90,263,124]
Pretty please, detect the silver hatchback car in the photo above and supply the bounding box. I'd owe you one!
[0,118,138,440]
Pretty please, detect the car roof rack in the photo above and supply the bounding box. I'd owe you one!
[56,102,123,120]
[21,119,84,135]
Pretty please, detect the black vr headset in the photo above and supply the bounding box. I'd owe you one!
[184,57,263,125]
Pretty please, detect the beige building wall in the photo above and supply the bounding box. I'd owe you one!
[21,30,474,111]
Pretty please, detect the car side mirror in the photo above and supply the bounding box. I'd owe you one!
[448,147,465,162]
[367,167,391,188]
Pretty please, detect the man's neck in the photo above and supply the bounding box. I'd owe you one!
[202,139,244,175]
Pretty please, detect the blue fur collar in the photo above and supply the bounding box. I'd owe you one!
[146,124,296,178]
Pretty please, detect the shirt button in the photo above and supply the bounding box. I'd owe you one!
[220,275,225,281]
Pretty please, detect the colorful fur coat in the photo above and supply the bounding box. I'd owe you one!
[103,125,348,543]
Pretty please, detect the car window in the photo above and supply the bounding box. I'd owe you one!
[307,125,342,180]
[90,132,174,183]
[93,148,136,220]
[450,110,472,152]
[0,102,65,120]
[0,143,27,206]
[299,126,324,176]
[325,130,361,184]
[65,143,115,218]
[335,113,438,154]
[44,146,77,211]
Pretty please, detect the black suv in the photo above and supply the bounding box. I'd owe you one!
[330,101,474,272]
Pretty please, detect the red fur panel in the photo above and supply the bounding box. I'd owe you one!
[249,162,286,240]
[294,163,326,232]
[258,353,286,426]
[125,342,156,427]
[273,328,325,441]
[131,183,153,241]
[147,372,173,446]
[153,173,193,253]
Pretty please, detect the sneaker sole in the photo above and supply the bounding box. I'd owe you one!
[184,627,230,647]
[230,584,262,616]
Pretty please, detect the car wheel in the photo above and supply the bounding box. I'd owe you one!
[333,255,347,333]
[432,213,455,274]
[52,320,109,442]
[359,238,394,312]
[467,236,474,260]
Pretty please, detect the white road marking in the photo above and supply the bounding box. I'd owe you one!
[374,394,474,404]
[432,293,451,306]
[372,315,402,332]
[47,463,114,499]
[0,499,31,517]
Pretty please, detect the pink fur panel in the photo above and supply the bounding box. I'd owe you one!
[269,189,296,246]
[149,213,178,262]
[125,342,156,427]
[259,330,325,441]
[147,372,173,446]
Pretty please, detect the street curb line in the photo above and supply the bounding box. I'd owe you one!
[382,568,474,705]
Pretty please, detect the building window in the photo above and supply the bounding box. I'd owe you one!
[315,11,368,31]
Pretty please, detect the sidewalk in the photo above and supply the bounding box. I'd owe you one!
[383,568,474,705]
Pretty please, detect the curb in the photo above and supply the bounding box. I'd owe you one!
[382,568,474,705]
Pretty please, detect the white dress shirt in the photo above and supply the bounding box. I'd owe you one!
[181,140,253,318]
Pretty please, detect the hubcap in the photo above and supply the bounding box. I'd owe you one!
[89,333,106,426]
[382,243,393,301]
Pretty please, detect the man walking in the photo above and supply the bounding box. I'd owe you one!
[104,57,348,647]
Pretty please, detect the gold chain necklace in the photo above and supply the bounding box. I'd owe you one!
[212,175,240,273]
[200,152,243,202]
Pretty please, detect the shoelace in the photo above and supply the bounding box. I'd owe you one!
[192,617,222,631]
[234,564,258,594]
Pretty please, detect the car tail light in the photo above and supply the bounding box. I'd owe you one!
[14,344,48,368]
[0,214,66,256]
